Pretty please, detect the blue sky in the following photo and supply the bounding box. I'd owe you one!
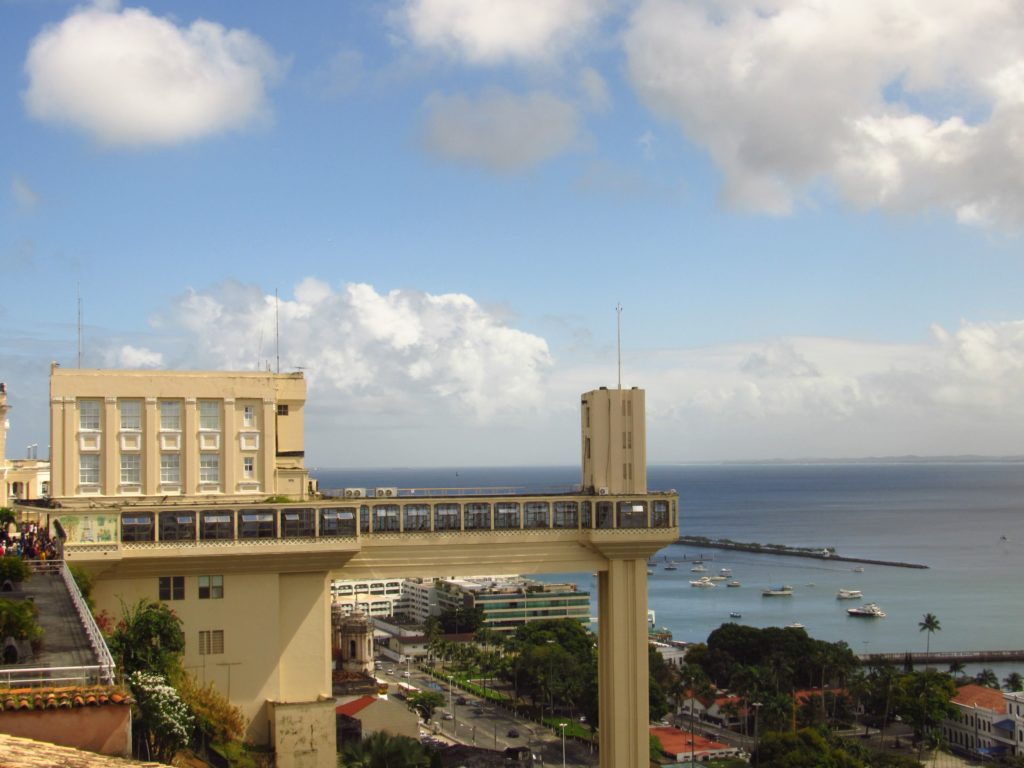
[4,0,1024,467]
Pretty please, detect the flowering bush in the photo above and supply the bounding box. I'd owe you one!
[128,671,194,763]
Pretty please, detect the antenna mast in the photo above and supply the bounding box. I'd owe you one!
[275,288,280,374]
[77,283,83,368]
[616,302,622,389]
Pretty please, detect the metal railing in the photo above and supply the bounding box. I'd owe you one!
[1,559,118,688]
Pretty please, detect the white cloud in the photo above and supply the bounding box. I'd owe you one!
[11,176,40,210]
[578,67,611,113]
[423,88,582,171]
[24,2,284,146]
[624,0,1024,229]
[399,0,606,65]
[107,344,164,368]
[157,279,553,424]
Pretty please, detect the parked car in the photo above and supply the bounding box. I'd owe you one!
[442,713,454,720]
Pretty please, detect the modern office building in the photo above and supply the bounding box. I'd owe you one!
[48,365,310,501]
[33,372,678,768]
[435,576,591,634]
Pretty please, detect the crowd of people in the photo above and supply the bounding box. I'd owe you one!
[1,522,59,560]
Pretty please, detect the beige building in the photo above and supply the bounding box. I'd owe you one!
[581,386,647,496]
[30,376,677,768]
[48,365,309,502]
[0,382,51,508]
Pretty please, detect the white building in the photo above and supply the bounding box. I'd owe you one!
[944,684,1015,760]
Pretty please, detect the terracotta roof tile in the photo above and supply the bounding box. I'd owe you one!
[0,685,132,713]
[953,684,1007,713]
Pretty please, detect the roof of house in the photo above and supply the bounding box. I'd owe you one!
[952,684,1007,713]
[650,726,731,757]
[0,686,131,712]
[336,695,377,716]
[0,733,162,767]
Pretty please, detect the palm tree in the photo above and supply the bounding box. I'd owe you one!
[947,661,965,681]
[918,613,941,654]
[338,731,431,767]
[1004,672,1024,692]
[976,668,999,688]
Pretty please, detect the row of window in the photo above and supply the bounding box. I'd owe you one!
[158,574,224,600]
[119,499,675,542]
[80,453,257,487]
[79,399,270,433]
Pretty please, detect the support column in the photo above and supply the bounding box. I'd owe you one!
[102,397,118,495]
[222,398,235,494]
[144,397,158,494]
[262,398,276,495]
[183,398,197,494]
[49,398,65,497]
[598,558,650,768]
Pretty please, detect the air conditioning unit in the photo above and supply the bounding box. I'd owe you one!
[597,487,610,496]
[375,487,398,498]
[344,488,366,499]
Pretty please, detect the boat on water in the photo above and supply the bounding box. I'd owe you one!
[664,561,678,571]
[708,574,727,581]
[847,603,886,618]
[836,588,863,600]
[690,576,716,588]
[719,567,732,577]
[852,566,865,573]
[726,580,741,588]
[787,622,805,629]
[762,585,794,597]
[729,611,742,618]
[690,563,707,573]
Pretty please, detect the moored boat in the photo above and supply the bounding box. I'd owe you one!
[847,602,886,618]
[762,585,794,597]
[690,576,716,588]
[690,563,706,573]
[836,588,863,600]
[726,580,741,588]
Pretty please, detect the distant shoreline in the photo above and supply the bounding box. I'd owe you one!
[676,536,930,569]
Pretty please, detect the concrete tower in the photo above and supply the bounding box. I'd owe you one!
[581,386,647,495]
[336,606,374,676]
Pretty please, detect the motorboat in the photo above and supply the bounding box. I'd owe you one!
[726,580,741,588]
[690,563,707,573]
[847,603,886,618]
[690,576,716,588]
[708,574,727,581]
[729,611,742,618]
[836,588,863,600]
[852,566,865,573]
[664,561,678,571]
[787,622,805,629]
[719,567,732,577]
[762,585,794,597]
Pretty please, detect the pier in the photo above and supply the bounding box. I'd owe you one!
[676,536,929,569]
[860,650,1024,665]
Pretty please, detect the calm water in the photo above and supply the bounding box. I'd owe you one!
[313,463,1024,658]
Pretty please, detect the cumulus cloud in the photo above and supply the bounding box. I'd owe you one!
[23,2,284,146]
[107,344,164,368]
[423,88,582,171]
[624,0,1024,229]
[399,0,606,65]
[11,176,40,210]
[156,278,553,423]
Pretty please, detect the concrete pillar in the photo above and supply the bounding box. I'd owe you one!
[103,397,118,495]
[49,397,65,497]
[262,398,276,494]
[183,398,197,493]
[223,398,235,494]
[61,399,75,495]
[144,397,158,494]
[598,558,650,768]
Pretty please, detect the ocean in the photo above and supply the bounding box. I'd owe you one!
[312,462,1024,668]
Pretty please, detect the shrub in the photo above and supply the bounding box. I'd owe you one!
[0,598,43,649]
[128,671,194,763]
[177,674,247,744]
[68,564,94,609]
[0,557,30,584]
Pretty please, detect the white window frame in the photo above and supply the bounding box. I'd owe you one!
[242,456,255,479]
[160,453,180,484]
[120,453,141,485]
[120,399,142,431]
[200,453,220,484]
[79,400,101,431]
[242,404,256,428]
[79,454,100,486]
[159,400,181,431]
[199,400,220,431]
[198,629,224,655]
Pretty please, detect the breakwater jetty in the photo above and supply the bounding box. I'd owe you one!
[676,536,929,569]
[861,650,1024,665]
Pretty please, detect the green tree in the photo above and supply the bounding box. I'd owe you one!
[176,673,247,746]
[128,671,194,763]
[1004,672,1024,692]
[337,731,432,767]
[0,598,43,650]
[0,556,31,584]
[108,599,185,680]
[406,690,446,722]
[918,613,941,654]
[976,668,999,688]
[438,604,485,635]
[947,660,965,681]
[0,507,15,533]
[893,670,956,761]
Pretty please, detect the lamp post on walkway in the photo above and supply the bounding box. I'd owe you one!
[558,722,569,768]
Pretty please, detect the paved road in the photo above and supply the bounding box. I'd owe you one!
[379,666,597,766]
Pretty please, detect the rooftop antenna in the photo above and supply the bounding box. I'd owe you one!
[275,288,280,374]
[77,283,83,368]
[616,302,623,389]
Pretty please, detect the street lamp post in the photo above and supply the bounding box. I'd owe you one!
[752,701,763,768]
[558,722,569,768]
